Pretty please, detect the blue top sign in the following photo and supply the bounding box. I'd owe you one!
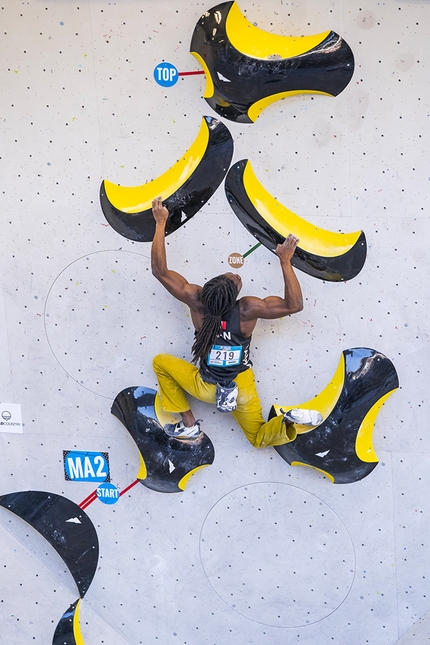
[63,451,110,482]
[154,62,179,87]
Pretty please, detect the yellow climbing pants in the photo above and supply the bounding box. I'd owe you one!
[152,353,296,449]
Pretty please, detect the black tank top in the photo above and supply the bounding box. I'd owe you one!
[199,300,252,386]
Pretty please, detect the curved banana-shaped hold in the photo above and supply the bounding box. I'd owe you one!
[53,600,85,645]
[269,348,399,484]
[111,386,215,493]
[225,159,367,281]
[190,1,354,123]
[0,490,99,598]
[100,116,233,242]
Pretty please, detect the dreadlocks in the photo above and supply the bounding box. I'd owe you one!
[191,274,238,364]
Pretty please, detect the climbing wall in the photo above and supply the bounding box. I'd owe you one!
[0,1,429,644]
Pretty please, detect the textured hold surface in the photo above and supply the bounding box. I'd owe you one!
[225,159,367,281]
[111,386,215,493]
[271,348,399,483]
[190,1,354,122]
[100,116,234,241]
[52,600,82,645]
[0,491,99,598]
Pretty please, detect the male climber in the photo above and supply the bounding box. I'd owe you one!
[151,196,322,448]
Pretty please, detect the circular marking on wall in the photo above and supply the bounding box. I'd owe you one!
[44,250,183,398]
[228,252,244,268]
[199,483,355,627]
[97,482,120,505]
[153,61,179,87]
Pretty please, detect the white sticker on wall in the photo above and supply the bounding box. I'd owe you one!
[0,403,23,433]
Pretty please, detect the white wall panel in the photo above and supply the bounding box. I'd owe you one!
[1,1,429,643]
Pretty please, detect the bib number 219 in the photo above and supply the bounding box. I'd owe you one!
[208,345,242,367]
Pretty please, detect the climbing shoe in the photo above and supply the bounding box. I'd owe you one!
[282,408,323,426]
[164,419,203,440]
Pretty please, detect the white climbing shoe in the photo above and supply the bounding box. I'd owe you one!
[282,408,323,426]
[164,419,203,440]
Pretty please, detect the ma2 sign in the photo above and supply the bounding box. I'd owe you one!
[63,450,110,482]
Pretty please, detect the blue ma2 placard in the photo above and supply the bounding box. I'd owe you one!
[63,450,110,482]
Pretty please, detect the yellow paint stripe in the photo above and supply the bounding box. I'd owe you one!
[356,389,398,462]
[136,454,147,481]
[272,352,345,426]
[248,89,332,122]
[242,161,362,256]
[104,118,210,213]
[178,465,210,491]
[290,462,335,483]
[73,599,85,645]
[226,2,330,60]
[190,51,214,98]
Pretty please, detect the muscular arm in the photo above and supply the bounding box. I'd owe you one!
[240,234,303,326]
[151,197,201,309]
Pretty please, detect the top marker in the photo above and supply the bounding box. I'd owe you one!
[154,62,179,87]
